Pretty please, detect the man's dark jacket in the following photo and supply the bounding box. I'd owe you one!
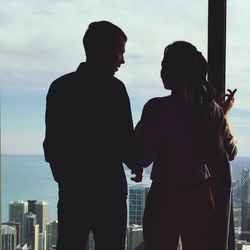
[43,62,135,193]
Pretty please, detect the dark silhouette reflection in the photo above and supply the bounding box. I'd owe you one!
[43,20,143,250]
[135,41,237,250]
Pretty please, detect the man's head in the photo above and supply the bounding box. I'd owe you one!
[83,21,127,76]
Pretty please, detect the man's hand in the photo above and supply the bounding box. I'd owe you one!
[131,166,145,183]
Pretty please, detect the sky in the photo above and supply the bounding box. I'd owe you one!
[1,0,250,156]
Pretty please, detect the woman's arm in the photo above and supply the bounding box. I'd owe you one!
[219,89,238,161]
[135,100,158,168]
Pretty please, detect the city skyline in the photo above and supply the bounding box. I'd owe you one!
[1,182,245,249]
[1,0,250,156]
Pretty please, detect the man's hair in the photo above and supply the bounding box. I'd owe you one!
[83,20,127,59]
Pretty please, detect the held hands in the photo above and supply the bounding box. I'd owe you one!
[131,166,145,183]
[219,88,237,115]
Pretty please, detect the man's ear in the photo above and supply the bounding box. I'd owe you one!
[102,45,111,57]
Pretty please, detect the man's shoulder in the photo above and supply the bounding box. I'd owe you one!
[47,71,80,96]
[51,71,77,86]
[110,76,128,95]
[113,76,125,87]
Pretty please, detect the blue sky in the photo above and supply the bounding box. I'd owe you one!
[1,0,250,156]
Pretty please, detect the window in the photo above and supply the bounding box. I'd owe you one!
[226,0,250,245]
[5,1,241,250]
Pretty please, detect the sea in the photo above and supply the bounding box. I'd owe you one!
[0,154,153,223]
[1,154,250,223]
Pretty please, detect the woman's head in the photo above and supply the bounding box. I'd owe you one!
[160,41,208,91]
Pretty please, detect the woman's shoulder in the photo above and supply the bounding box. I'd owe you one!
[145,96,172,107]
[141,96,172,117]
[209,99,224,118]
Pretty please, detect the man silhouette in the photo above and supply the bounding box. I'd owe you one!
[43,20,143,250]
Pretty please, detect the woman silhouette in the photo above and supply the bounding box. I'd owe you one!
[135,41,237,250]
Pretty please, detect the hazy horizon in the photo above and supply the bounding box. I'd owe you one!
[1,0,250,156]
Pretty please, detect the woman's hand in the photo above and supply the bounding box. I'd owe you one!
[219,88,237,115]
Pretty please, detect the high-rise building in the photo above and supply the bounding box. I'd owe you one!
[128,184,149,226]
[16,243,31,250]
[127,224,144,250]
[49,246,56,250]
[27,201,37,214]
[1,224,17,250]
[241,169,250,241]
[2,221,21,246]
[86,231,95,250]
[46,220,58,250]
[177,237,183,250]
[39,231,46,250]
[33,224,39,250]
[23,212,39,250]
[9,200,28,244]
[9,201,28,225]
[235,239,250,250]
[35,201,49,233]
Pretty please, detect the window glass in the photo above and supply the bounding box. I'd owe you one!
[1,1,208,248]
[226,0,250,244]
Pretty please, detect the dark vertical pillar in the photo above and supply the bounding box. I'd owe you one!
[208,2,235,250]
[207,0,226,100]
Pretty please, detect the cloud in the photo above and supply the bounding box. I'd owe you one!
[0,0,209,90]
[1,0,250,154]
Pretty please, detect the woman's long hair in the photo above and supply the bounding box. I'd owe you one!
[162,41,224,162]
[162,41,214,106]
